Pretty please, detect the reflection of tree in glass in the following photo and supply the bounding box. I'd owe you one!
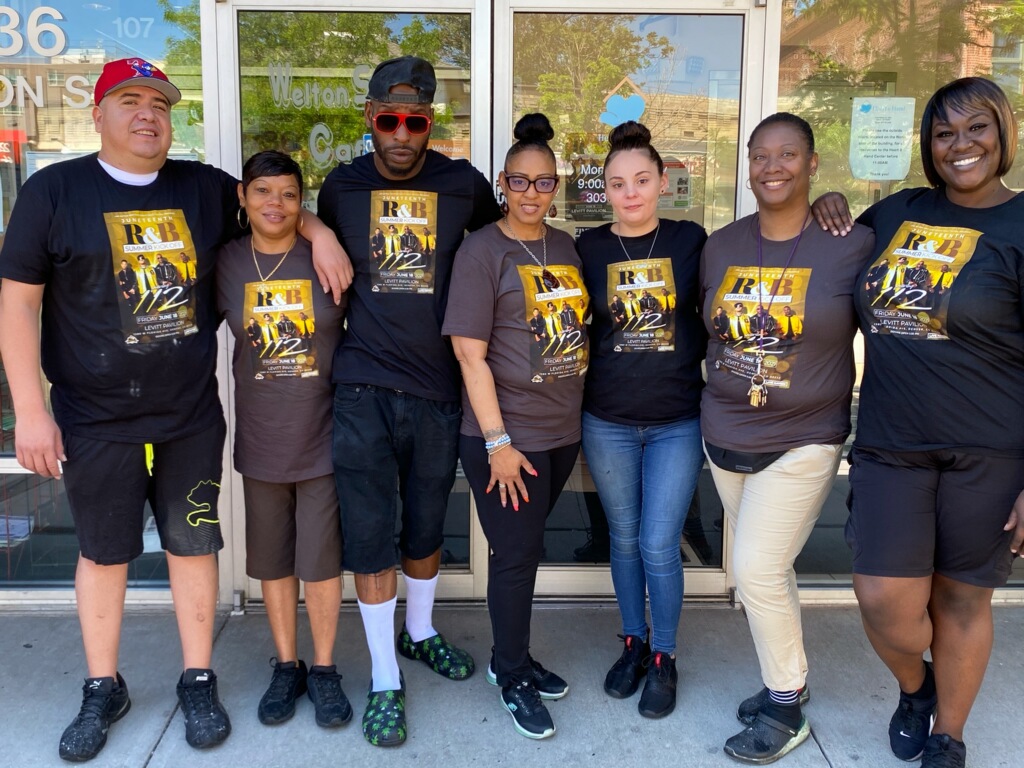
[781,1,1024,211]
[513,15,672,158]
[403,15,471,70]
[158,1,204,154]
[227,12,469,193]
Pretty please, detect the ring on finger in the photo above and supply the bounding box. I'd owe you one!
[498,482,506,490]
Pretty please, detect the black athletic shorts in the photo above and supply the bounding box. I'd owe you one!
[845,445,1023,588]
[62,419,226,565]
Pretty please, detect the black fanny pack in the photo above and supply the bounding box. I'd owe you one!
[705,442,786,474]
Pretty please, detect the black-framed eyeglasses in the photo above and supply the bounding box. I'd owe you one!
[504,174,558,193]
[372,112,433,135]
[542,269,560,290]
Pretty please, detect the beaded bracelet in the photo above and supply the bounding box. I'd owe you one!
[485,433,512,454]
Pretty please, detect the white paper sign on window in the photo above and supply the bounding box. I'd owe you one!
[849,97,915,181]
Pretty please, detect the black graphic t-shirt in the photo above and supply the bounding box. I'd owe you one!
[0,155,239,441]
[855,187,1024,456]
[579,219,707,425]
[317,150,501,402]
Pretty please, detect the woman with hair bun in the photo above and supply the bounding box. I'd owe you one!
[577,121,707,720]
[701,113,874,763]
[443,113,589,740]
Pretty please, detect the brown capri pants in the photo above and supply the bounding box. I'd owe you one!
[243,474,342,583]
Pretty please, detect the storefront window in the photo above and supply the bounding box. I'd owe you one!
[780,0,1024,584]
[0,0,202,586]
[237,11,472,209]
[512,13,743,239]
[778,0,1024,216]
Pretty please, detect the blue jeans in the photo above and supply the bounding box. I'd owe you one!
[582,412,703,654]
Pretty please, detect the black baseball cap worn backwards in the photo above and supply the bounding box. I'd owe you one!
[368,56,437,104]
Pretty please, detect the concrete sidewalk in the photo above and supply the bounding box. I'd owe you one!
[2,604,1019,768]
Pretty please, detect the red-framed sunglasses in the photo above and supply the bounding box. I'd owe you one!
[372,112,433,135]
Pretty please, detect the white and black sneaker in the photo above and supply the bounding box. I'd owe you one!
[486,648,568,700]
[501,679,555,740]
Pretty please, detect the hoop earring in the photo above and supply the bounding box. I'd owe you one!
[237,206,249,229]
[810,171,820,184]
[744,179,752,190]
[500,201,509,215]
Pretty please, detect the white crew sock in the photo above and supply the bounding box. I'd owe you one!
[358,597,401,692]
[403,574,439,643]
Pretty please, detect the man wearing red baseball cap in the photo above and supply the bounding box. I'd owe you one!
[0,58,351,762]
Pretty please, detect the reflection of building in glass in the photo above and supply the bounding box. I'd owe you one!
[235,12,474,201]
[510,14,742,233]
[777,0,1024,212]
[1,54,203,159]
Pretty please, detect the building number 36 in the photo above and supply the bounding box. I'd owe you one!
[0,6,68,58]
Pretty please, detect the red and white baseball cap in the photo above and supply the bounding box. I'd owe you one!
[94,58,181,106]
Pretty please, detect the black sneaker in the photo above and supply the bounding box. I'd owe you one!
[501,679,555,740]
[58,673,131,762]
[889,662,937,761]
[306,665,352,728]
[604,633,649,699]
[723,712,810,764]
[922,734,967,768]
[176,668,231,749]
[485,649,569,700]
[638,652,677,719]
[257,659,308,725]
[572,535,610,563]
[737,685,811,726]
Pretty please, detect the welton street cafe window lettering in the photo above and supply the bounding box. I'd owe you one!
[237,12,473,204]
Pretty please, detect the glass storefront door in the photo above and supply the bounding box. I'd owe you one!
[214,0,769,603]
[219,0,490,601]
[495,1,765,597]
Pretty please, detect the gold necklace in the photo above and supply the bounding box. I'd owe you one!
[251,235,296,282]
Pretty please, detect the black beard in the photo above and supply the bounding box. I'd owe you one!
[371,132,427,179]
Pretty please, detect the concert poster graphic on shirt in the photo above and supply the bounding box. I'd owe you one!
[607,258,677,352]
[519,264,590,382]
[860,220,979,339]
[242,279,320,380]
[709,266,812,391]
[105,209,198,345]
[368,189,438,294]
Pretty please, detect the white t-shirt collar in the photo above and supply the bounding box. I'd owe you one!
[97,157,159,186]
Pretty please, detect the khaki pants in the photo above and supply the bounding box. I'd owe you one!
[707,442,843,691]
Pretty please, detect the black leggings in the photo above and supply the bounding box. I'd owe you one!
[459,435,580,686]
